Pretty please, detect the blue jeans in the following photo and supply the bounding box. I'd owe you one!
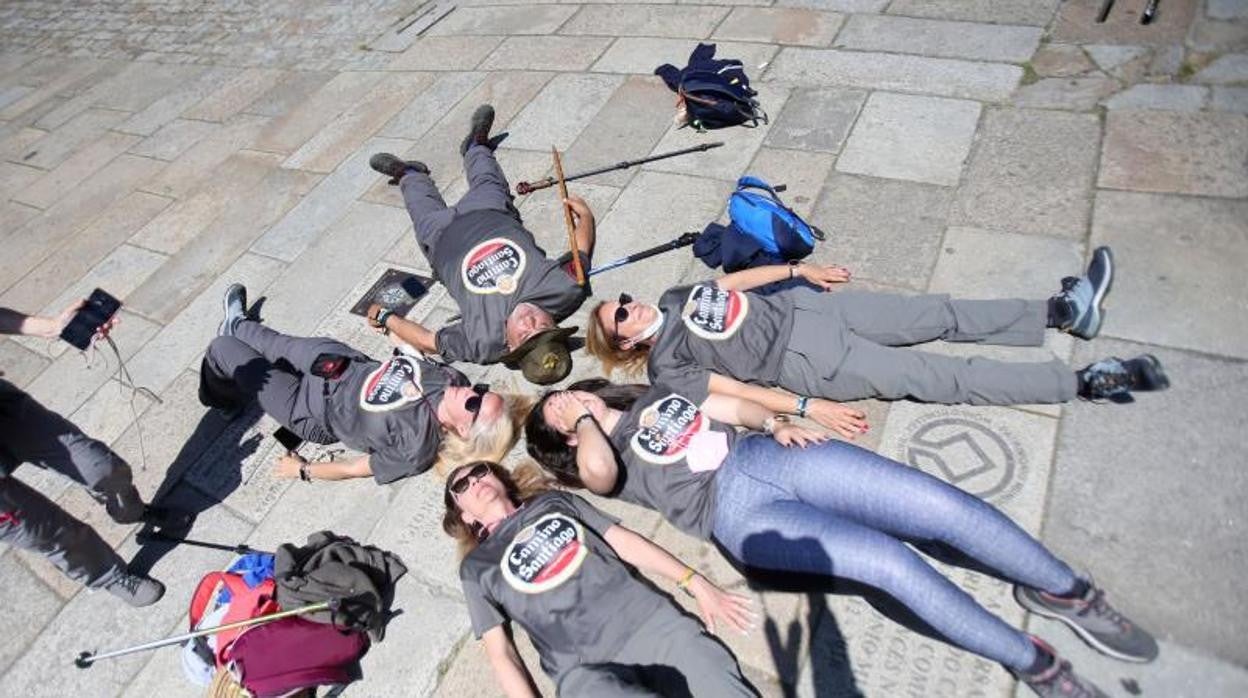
[712,435,1079,670]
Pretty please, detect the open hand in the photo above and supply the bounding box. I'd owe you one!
[806,399,868,440]
[273,452,307,479]
[797,263,851,290]
[688,576,756,636]
[549,392,591,433]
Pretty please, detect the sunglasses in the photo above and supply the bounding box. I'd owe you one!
[449,462,491,496]
[611,293,633,346]
[465,384,490,425]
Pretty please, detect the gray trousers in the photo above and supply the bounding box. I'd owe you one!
[0,379,143,587]
[779,291,1078,405]
[203,321,355,444]
[555,608,757,698]
[399,144,518,254]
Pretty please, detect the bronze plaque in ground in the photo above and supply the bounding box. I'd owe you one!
[349,268,433,318]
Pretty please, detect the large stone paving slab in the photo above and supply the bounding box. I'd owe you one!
[762,87,866,154]
[712,7,845,47]
[0,555,63,675]
[836,91,980,186]
[953,108,1100,239]
[591,37,778,75]
[809,172,954,290]
[886,0,1059,26]
[1052,0,1200,45]
[561,5,731,39]
[558,75,674,188]
[502,73,624,151]
[834,15,1041,63]
[479,36,613,72]
[765,48,1022,102]
[1090,190,1248,359]
[1098,110,1248,199]
[429,5,578,36]
[1046,339,1248,665]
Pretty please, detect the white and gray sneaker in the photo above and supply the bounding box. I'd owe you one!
[1053,246,1114,340]
[1012,636,1110,698]
[1016,583,1159,663]
[104,570,165,607]
[219,283,247,338]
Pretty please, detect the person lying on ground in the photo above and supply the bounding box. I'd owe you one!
[524,378,1159,698]
[369,103,596,386]
[0,302,189,606]
[200,284,524,483]
[444,459,759,698]
[585,247,1169,439]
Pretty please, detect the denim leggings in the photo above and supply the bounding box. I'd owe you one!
[712,435,1079,671]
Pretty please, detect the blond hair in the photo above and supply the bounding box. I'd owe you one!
[434,393,532,478]
[585,300,650,377]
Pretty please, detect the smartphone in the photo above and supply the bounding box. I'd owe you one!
[273,427,304,453]
[59,288,122,350]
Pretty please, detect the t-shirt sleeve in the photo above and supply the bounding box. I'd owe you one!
[367,419,437,484]
[655,365,711,403]
[565,493,621,537]
[459,560,507,639]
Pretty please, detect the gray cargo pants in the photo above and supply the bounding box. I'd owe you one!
[779,291,1078,405]
[0,379,143,587]
[399,144,519,254]
[555,608,757,698]
[203,321,356,444]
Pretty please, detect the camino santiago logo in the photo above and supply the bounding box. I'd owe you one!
[359,356,423,412]
[630,394,707,465]
[501,513,588,594]
[462,238,527,295]
[682,284,748,340]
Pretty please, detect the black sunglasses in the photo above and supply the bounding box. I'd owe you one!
[612,293,633,346]
[465,383,490,424]
[449,462,491,495]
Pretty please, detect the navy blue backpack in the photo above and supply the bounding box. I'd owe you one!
[656,43,767,132]
[728,176,826,260]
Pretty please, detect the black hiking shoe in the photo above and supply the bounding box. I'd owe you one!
[1012,637,1109,698]
[461,104,501,155]
[369,152,429,185]
[1052,246,1114,340]
[219,283,247,338]
[197,357,247,411]
[103,570,166,607]
[1076,354,1170,403]
[1016,583,1159,663]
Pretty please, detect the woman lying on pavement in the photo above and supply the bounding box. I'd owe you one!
[585,246,1168,439]
[523,377,1157,698]
[200,284,523,484]
[443,460,759,698]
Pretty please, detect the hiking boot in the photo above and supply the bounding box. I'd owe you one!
[141,505,195,531]
[1016,583,1159,663]
[1077,354,1170,403]
[104,570,166,607]
[369,152,429,185]
[219,283,247,338]
[1012,637,1109,698]
[197,357,247,412]
[1052,247,1113,340]
[461,104,501,155]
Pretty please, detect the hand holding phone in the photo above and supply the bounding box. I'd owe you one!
[59,288,122,350]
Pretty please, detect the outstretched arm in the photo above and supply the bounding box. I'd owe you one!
[716,261,850,293]
[0,300,118,340]
[368,303,438,355]
[273,453,373,481]
[706,374,867,440]
[483,626,542,698]
[604,525,755,636]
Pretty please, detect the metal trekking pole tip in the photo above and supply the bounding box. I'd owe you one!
[74,651,95,669]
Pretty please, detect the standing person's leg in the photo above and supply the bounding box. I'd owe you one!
[0,477,127,588]
[611,608,758,698]
[0,381,143,524]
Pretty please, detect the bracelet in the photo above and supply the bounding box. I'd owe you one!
[788,260,800,279]
[573,413,595,430]
[299,462,311,482]
[676,567,698,596]
[374,307,394,331]
[796,395,810,418]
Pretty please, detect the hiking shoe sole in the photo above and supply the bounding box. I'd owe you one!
[1128,354,1170,392]
[1070,246,1113,340]
[219,283,247,338]
[369,152,428,184]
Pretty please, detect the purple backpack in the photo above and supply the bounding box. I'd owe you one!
[228,616,369,697]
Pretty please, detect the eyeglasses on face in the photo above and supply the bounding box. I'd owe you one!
[611,293,633,346]
[449,462,491,495]
[465,383,490,424]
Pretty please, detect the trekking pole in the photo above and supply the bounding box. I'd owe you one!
[515,142,724,195]
[137,530,269,556]
[588,232,700,277]
[1140,0,1159,24]
[74,600,338,668]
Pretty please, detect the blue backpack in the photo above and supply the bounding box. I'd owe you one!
[656,43,767,132]
[727,176,826,260]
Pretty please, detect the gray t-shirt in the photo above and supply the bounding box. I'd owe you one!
[606,381,737,539]
[426,209,591,364]
[458,491,669,681]
[324,353,467,484]
[646,281,797,398]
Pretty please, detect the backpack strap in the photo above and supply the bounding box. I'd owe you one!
[735,176,786,202]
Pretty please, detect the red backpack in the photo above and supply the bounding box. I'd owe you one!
[188,571,280,667]
[227,616,369,697]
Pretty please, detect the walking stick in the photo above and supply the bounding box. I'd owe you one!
[552,146,585,286]
[136,530,269,556]
[74,600,338,668]
[588,232,700,277]
[515,142,724,195]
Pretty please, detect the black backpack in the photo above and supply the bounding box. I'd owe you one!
[657,43,768,132]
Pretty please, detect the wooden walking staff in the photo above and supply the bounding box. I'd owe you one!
[552,146,586,286]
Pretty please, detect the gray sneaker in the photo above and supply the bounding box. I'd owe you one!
[1012,637,1109,698]
[1016,583,1159,663]
[1053,246,1113,340]
[219,283,247,338]
[104,570,165,607]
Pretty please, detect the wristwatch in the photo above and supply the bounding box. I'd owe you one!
[788,259,801,279]
[298,461,311,482]
[762,414,790,435]
[573,413,596,431]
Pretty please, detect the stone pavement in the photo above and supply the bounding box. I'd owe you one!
[1,0,1246,696]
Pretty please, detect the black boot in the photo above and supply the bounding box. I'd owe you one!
[1077,354,1170,403]
[198,358,248,411]
[460,104,507,155]
[369,152,429,185]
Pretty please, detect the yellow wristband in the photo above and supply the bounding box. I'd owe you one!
[676,567,697,595]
